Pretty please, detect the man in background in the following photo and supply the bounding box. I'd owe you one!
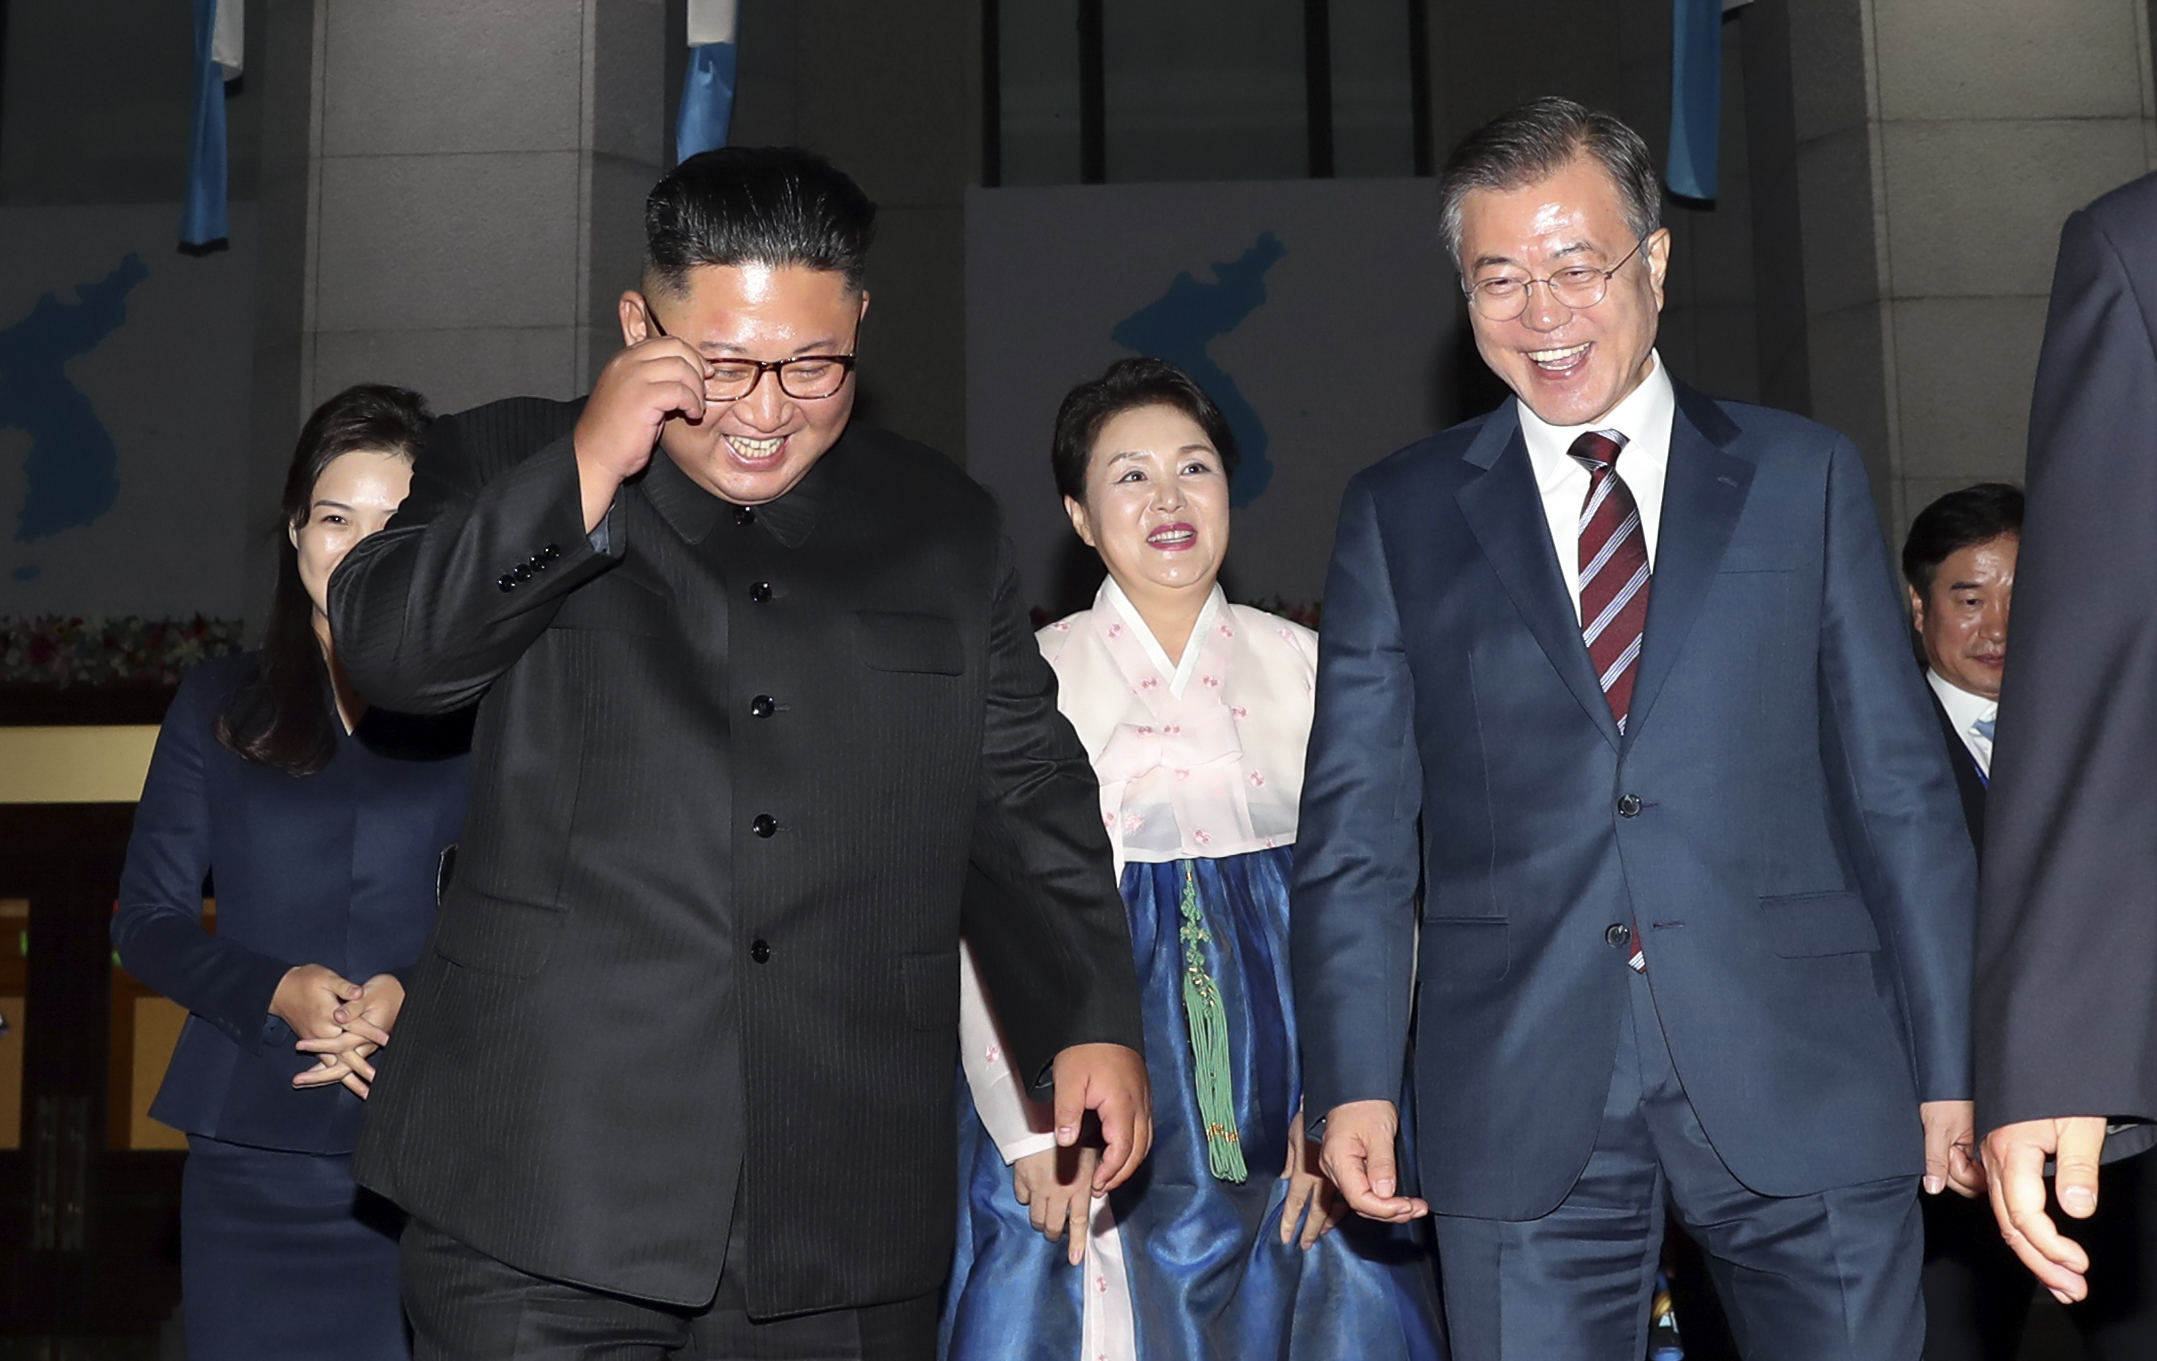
[1902,483,2027,1358]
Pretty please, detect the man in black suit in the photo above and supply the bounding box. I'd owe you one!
[1979,170,2157,1359]
[330,148,1151,1360]
[1902,484,2027,1358]
[1903,485,2019,849]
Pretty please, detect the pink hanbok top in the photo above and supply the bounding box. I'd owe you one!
[1037,578,1318,873]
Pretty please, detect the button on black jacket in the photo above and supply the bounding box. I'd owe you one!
[330,398,1142,1314]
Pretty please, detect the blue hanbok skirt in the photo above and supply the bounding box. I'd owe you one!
[943,847,1445,1361]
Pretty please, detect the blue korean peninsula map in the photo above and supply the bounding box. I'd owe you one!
[2,253,147,579]
[1112,232,1285,507]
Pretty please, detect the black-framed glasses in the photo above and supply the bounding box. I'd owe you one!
[645,310,858,401]
[1461,236,1651,321]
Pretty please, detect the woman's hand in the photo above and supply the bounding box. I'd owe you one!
[1011,1143,1100,1265]
[292,974,406,1099]
[1279,1105,1346,1249]
[270,963,361,1041]
[292,1035,379,1096]
[334,974,406,1048]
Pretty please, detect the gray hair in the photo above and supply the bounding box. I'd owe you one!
[1436,97,1662,268]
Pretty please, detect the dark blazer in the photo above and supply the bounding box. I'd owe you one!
[1291,381,1976,1221]
[111,653,469,1154]
[1978,171,2157,1142]
[1928,687,1987,850]
[329,399,1142,1314]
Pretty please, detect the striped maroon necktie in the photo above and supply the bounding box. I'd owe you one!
[1573,429,1651,973]
[1573,430,1651,731]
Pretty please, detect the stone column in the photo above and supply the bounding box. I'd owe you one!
[247,0,666,615]
[1765,0,2157,529]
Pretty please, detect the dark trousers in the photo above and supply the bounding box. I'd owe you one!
[1429,970,1926,1360]
[401,1217,939,1361]
[1922,1143,2157,1361]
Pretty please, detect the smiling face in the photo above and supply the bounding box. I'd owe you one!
[289,449,413,636]
[1065,403,1231,607]
[1457,153,1670,428]
[627,262,867,505]
[1911,534,2017,700]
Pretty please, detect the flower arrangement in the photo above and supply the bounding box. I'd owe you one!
[1,615,244,687]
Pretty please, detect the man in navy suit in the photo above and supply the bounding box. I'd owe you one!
[1290,97,1980,1359]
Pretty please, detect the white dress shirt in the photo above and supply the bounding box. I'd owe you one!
[1927,668,1998,776]
[1517,351,1678,624]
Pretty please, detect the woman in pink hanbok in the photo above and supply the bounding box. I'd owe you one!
[941,358,1443,1361]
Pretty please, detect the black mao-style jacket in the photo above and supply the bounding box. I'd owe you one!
[331,397,1141,1313]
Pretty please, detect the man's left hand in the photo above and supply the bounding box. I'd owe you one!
[1921,1099,1985,1198]
[1050,1043,1152,1195]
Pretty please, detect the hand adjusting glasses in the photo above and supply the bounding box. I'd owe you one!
[645,310,857,401]
[1462,236,1650,322]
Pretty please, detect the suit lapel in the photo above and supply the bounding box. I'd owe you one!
[1455,405,1622,750]
[1623,383,1754,744]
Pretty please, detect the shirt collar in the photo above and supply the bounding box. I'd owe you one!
[1517,350,1676,492]
[1098,575,1225,699]
[637,427,840,548]
[1927,667,1998,732]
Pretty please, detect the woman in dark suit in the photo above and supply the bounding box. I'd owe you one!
[113,384,469,1361]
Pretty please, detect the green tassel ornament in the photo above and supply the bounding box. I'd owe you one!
[1177,860,1247,1182]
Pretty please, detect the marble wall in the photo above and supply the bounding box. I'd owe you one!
[1771,0,2157,529]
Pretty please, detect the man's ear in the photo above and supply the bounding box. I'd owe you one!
[1063,494,1097,548]
[856,289,871,325]
[619,290,654,346]
[1908,585,1928,633]
[1645,227,1673,308]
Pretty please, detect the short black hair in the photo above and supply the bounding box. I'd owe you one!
[643,146,877,296]
[1902,482,2024,596]
[1049,357,1239,503]
[1437,96,1662,266]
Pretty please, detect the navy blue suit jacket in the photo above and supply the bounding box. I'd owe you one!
[112,653,469,1155]
[1291,382,1976,1220]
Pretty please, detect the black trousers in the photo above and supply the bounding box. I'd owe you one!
[401,1218,939,1361]
[1921,1144,2157,1361]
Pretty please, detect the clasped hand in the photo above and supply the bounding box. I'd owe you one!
[271,963,406,1099]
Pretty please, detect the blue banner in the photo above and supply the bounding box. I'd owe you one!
[180,0,229,246]
[1666,0,1722,201]
[677,41,739,163]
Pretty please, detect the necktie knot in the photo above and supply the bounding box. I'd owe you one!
[1569,429,1628,475]
[1973,714,1996,742]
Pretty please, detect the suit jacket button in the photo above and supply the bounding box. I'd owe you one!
[1617,793,1643,817]
[750,581,773,604]
[735,506,757,526]
[1606,922,1633,950]
[752,813,778,838]
[750,939,771,963]
[540,544,560,561]
[512,563,534,582]
[750,695,776,718]
[497,573,517,592]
